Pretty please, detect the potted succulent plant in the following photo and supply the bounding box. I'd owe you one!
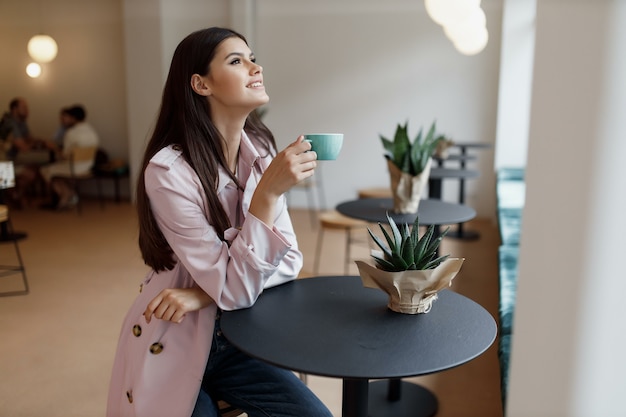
[381,120,445,213]
[434,136,455,160]
[355,213,464,314]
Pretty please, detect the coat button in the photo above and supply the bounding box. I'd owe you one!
[172,144,182,151]
[132,325,142,337]
[149,342,164,354]
[126,390,133,403]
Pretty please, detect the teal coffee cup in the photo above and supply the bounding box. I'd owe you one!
[304,133,344,160]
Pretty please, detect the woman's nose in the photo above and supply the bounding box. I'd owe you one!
[251,63,262,74]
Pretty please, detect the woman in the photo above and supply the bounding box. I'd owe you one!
[107,27,332,417]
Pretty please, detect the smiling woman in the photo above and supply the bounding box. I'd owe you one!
[106,27,331,417]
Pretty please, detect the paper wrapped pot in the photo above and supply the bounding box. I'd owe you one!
[355,257,465,314]
[387,157,432,214]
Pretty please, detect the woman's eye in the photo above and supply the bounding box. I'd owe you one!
[250,57,257,63]
[230,58,241,65]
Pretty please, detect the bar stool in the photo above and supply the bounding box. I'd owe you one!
[357,187,392,199]
[0,204,29,297]
[288,170,326,229]
[313,210,368,275]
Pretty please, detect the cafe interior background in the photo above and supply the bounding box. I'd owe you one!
[1,0,624,416]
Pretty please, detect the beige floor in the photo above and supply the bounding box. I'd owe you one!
[0,200,503,417]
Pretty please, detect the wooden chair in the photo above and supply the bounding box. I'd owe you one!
[313,210,368,275]
[0,204,29,297]
[52,146,104,214]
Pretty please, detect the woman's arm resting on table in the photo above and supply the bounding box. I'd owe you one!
[144,286,214,324]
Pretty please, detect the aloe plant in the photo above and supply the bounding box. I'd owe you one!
[368,213,450,272]
[380,121,445,176]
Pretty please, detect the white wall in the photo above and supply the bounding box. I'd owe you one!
[507,0,626,415]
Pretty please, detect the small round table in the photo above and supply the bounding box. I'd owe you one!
[221,276,497,417]
[336,198,476,228]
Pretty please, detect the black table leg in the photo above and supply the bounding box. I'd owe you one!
[428,178,442,200]
[446,146,480,240]
[368,380,438,417]
[343,378,369,417]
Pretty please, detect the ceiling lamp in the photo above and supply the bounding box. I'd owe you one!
[27,34,58,63]
[453,25,489,55]
[26,63,42,78]
[425,0,488,56]
[425,0,481,26]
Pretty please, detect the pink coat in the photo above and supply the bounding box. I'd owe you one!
[107,132,302,417]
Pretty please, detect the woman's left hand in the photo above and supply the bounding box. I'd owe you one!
[143,286,214,324]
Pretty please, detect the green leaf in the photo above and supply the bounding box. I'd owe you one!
[386,213,403,251]
[392,123,411,169]
[379,221,397,253]
[367,227,392,259]
[414,224,434,264]
[422,254,450,270]
[380,135,394,156]
[400,234,415,266]
[391,252,409,270]
[371,254,397,271]
[424,226,450,257]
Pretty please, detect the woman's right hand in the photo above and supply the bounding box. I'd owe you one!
[143,286,214,324]
[249,136,317,227]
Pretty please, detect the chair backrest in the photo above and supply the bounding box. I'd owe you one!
[71,146,98,163]
[0,204,8,222]
[69,146,98,176]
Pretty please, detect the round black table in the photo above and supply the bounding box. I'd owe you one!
[221,276,497,417]
[336,198,476,228]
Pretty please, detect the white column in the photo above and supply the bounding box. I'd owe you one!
[507,0,626,415]
[123,0,165,199]
[494,0,536,169]
[229,0,257,49]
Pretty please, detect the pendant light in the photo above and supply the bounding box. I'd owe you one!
[27,34,58,63]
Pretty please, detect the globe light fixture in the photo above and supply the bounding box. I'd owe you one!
[443,7,486,42]
[26,62,42,78]
[425,0,481,26]
[453,25,489,55]
[27,34,58,63]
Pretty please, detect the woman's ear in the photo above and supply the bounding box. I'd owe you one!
[190,74,211,96]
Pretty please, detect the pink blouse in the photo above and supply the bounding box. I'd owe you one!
[107,131,302,417]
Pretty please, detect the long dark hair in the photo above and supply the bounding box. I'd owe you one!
[137,27,276,271]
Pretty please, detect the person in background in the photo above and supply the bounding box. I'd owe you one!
[107,27,331,417]
[50,107,71,154]
[39,104,100,209]
[0,97,52,208]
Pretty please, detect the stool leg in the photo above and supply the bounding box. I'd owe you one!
[344,227,351,275]
[0,219,29,297]
[313,227,325,275]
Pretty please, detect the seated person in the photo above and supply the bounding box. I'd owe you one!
[1,97,53,208]
[40,105,100,209]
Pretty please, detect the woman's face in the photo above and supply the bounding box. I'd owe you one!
[204,36,269,113]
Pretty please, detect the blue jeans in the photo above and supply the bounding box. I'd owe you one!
[191,311,333,417]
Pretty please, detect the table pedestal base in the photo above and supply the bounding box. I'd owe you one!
[368,380,438,417]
